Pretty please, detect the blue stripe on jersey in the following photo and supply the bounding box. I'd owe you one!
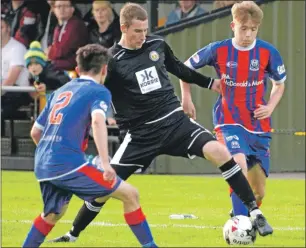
[253,47,262,132]
[225,43,234,119]
[231,46,241,124]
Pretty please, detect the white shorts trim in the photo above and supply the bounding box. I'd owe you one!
[145,107,183,124]
[38,162,89,182]
[214,123,267,134]
[110,133,132,165]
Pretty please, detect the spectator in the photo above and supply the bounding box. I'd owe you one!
[1,14,31,135]
[166,0,207,26]
[87,1,121,48]
[6,0,40,48]
[47,0,88,71]
[25,41,71,93]
[214,1,241,10]
[39,0,58,51]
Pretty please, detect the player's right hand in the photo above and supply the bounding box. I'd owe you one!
[103,165,117,183]
[182,99,196,120]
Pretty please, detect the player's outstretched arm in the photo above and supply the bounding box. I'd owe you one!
[163,42,214,89]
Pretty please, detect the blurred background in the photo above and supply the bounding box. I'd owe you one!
[1,0,305,175]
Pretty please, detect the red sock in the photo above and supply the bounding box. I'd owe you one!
[124,208,146,225]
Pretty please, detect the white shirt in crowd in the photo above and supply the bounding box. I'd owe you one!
[1,37,29,87]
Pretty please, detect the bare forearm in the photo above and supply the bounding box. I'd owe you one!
[180,80,192,100]
[92,117,110,168]
[267,83,285,111]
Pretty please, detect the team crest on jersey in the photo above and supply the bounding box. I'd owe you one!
[250,59,259,71]
[100,101,108,112]
[149,51,159,61]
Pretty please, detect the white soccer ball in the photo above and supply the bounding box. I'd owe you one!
[223,215,257,245]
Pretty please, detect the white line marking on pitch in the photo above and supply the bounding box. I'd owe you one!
[1,220,305,231]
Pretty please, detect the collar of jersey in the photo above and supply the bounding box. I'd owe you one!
[79,75,99,84]
[118,40,146,51]
[231,38,256,51]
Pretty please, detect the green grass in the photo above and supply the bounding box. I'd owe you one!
[1,171,305,247]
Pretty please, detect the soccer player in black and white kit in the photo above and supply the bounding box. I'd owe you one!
[51,3,273,243]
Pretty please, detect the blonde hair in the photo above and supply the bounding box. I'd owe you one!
[92,1,114,23]
[120,2,148,27]
[231,1,263,25]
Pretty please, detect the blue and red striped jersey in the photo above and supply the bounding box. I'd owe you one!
[33,76,111,181]
[186,38,286,133]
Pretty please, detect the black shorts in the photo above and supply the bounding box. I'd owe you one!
[111,109,216,172]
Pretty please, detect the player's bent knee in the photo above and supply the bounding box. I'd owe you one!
[202,140,232,166]
[43,213,62,225]
[112,181,139,204]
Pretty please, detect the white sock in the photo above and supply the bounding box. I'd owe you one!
[249,208,263,220]
[66,232,77,242]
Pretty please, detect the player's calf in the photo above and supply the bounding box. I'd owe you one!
[110,181,158,247]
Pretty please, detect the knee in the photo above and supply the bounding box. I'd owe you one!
[202,141,232,166]
[124,185,139,204]
[43,213,62,225]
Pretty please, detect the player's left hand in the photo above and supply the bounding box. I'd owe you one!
[211,79,221,93]
[254,104,273,120]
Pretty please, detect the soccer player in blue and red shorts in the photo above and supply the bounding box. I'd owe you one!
[22,44,158,248]
[181,1,286,218]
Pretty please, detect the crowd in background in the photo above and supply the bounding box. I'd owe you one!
[1,0,239,136]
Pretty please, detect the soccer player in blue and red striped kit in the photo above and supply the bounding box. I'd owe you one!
[181,1,286,218]
[22,44,157,248]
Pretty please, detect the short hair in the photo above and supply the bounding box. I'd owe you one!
[120,2,148,27]
[76,44,111,74]
[92,1,114,23]
[231,1,263,25]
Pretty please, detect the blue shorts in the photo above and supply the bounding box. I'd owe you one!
[39,163,122,216]
[215,125,272,177]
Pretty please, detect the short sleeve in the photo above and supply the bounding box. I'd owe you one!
[267,46,287,84]
[91,89,112,118]
[185,43,216,69]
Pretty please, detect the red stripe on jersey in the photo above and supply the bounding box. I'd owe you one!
[234,50,252,129]
[215,128,226,145]
[217,46,234,124]
[257,48,271,132]
[78,166,117,189]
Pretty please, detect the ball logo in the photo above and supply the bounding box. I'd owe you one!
[149,51,159,62]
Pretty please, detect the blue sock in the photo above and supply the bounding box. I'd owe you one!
[231,192,249,216]
[23,215,54,247]
[124,208,157,247]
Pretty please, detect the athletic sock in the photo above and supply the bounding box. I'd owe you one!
[23,215,54,247]
[124,207,157,247]
[69,201,105,237]
[219,158,258,212]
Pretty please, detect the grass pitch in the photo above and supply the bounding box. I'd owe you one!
[1,171,305,247]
